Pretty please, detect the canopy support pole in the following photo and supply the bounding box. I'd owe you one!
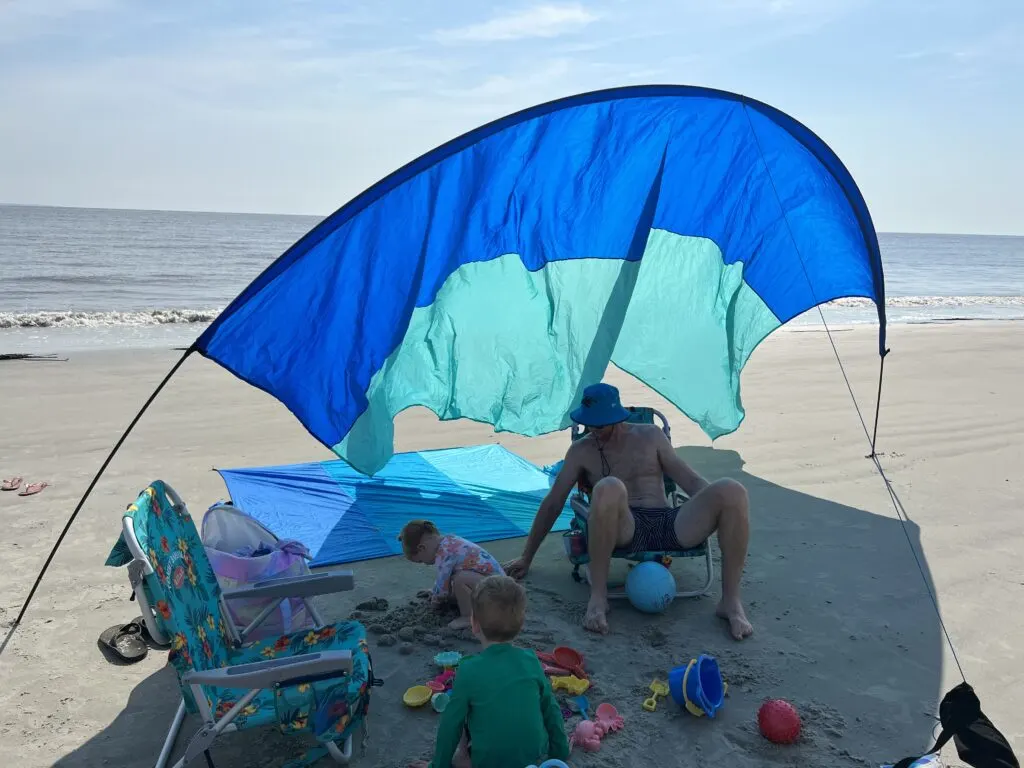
[0,347,194,660]
[868,349,889,459]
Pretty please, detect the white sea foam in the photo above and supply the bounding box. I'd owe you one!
[2,297,1023,331]
[0,308,223,329]
[830,295,1024,309]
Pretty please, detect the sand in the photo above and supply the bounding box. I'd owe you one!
[0,322,1021,767]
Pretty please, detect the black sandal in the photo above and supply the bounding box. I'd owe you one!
[133,614,171,649]
[98,621,148,663]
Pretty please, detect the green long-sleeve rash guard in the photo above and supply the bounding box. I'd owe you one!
[430,643,571,768]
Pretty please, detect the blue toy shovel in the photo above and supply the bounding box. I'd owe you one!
[568,694,590,719]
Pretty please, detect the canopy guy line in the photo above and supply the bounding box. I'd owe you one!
[1,349,195,659]
[741,102,967,685]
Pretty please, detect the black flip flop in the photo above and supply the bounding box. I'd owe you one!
[132,614,171,649]
[98,621,148,663]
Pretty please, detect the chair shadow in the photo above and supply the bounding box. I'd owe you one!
[54,444,944,767]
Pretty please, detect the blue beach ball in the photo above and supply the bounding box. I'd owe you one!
[625,561,676,614]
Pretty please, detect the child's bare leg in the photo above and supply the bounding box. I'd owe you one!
[453,732,471,768]
[449,570,485,629]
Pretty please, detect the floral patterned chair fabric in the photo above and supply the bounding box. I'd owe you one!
[109,481,373,767]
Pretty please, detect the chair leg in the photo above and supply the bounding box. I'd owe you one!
[325,735,353,764]
[306,599,326,630]
[580,565,632,600]
[674,549,715,599]
[156,699,187,768]
[592,554,715,600]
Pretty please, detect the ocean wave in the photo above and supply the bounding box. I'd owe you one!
[0,308,222,329]
[830,295,1024,308]
[2,295,1023,331]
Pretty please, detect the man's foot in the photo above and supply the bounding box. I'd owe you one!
[716,598,753,640]
[582,597,609,634]
[448,616,471,630]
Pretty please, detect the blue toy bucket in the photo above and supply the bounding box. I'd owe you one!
[668,655,724,718]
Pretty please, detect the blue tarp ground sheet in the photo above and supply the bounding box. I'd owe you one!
[216,444,571,567]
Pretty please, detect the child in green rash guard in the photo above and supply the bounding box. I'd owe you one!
[408,575,570,768]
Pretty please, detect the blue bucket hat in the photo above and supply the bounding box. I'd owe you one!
[570,383,631,427]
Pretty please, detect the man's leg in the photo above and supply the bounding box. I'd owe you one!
[449,570,485,629]
[673,478,753,640]
[583,477,634,634]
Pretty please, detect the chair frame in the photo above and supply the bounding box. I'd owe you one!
[121,484,362,768]
[566,406,714,600]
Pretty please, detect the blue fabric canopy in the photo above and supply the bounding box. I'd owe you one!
[196,85,886,475]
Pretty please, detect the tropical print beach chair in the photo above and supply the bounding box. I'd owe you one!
[561,407,714,599]
[107,481,376,767]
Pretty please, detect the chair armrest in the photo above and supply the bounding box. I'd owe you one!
[222,570,354,602]
[182,650,353,688]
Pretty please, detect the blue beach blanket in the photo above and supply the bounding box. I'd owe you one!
[217,444,570,567]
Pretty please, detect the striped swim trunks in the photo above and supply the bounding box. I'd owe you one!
[622,505,685,552]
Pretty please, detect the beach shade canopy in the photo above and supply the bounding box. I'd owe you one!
[195,85,887,475]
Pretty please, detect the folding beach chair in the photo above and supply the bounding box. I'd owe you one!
[109,500,324,653]
[106,481,377,768]
[561,407,714,599]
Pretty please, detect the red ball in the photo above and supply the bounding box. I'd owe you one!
[758,699,801,744]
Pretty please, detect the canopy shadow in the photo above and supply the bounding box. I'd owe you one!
[55,445,944,767]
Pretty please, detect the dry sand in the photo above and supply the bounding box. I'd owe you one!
[0,322,1021,767]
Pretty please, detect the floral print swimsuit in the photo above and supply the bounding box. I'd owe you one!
[432,534,503,600]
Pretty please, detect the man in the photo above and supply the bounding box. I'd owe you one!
[504,382,753,640]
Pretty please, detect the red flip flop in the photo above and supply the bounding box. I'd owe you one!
[18,482,47,497]
[2,477,22,491]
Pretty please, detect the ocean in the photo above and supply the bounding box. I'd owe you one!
[2,204,1022,354]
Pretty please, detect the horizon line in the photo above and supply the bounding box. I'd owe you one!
[2,201,1021,239]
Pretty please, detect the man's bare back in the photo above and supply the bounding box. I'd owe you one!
[572,423,672,508]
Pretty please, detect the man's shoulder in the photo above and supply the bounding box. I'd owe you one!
[565,435,595,460]
[630,422,666,442]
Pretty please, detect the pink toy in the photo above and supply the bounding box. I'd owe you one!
[569,720,603,753]
[428,670,455,692]
[594,703,624,733]
[569,703,623,752]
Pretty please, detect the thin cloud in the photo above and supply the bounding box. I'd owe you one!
[898,26,1021,67]
[0,0,118,42]
[433,3,600,43]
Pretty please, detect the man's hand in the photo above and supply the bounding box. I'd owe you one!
[503,556,531,580]
[508,448,579,582]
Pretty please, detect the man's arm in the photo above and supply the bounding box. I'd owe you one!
[519,446,582,564]
[653,428,709,498]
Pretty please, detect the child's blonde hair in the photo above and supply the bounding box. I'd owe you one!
[398,519,439,559]
[471,575,526,642]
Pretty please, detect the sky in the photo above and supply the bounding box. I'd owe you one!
[0,0,1021,235]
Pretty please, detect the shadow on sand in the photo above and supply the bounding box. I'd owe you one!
[56,446,944,767]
